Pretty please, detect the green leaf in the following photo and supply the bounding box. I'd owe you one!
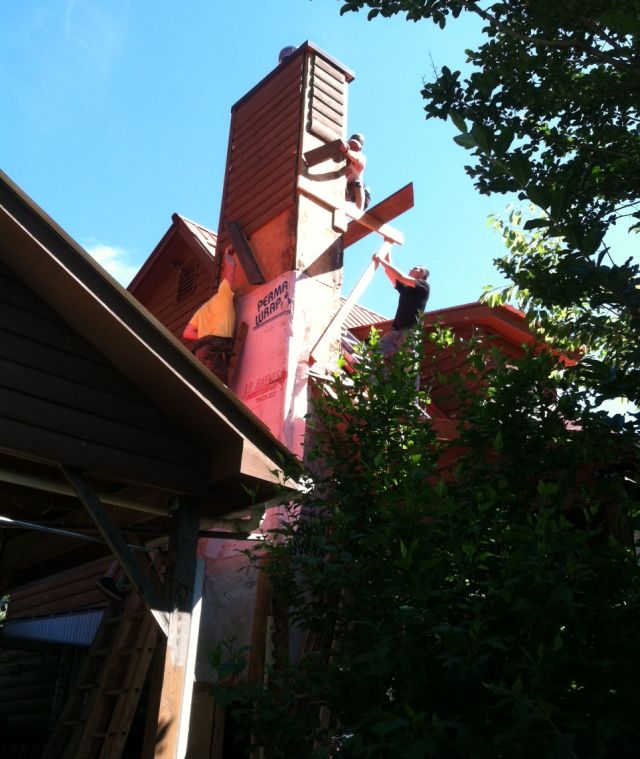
[524,218,551,231]
[494,127,515,156]
[549,186,569,222]
[527,183,551,209]
[537,481,559,497]
[599,10,640,36]
[509,155,531,186]
[581,227,605,256]
[453,132,477,149]
[472,123,493,152]
[449,111,467,133]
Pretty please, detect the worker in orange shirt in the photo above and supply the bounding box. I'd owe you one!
[183,251,237,382]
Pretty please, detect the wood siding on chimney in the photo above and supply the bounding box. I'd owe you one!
[0,260,206,491]
[308,55,346,143]
[219,55,304,245]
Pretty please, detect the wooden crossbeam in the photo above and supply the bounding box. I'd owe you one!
[297,175,405,246]
[225,220,266,284]
[343,182,414,249]
[61,465,169,636]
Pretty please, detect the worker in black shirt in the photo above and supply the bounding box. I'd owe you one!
[373,249,430,359]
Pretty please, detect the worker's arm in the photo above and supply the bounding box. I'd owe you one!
[182,322,199,341]
[374,254,420,288]
[339,142,366,174]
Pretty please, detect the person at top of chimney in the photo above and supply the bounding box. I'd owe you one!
[340,132,368,211]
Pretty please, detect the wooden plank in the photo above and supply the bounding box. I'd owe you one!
[312,64,345,96]
[0,266,53,316]
[313,55,346,84]
[310,105,342,133]
[0,328,141,398]
[310,69,345,102]
[225,222,266,285]
[0,386,198,466]
[309,119,342,144]
[61,466,169,636]
[226,136,297,199]
[0,357,184,437]
[231,113,300,170]
[226,180,296,236]
[304,139,344,168]
[244,194,293,237]
[227,161,296,220]
[309,242,390,365]
[0,417,203,493]
[309,89,344,122]
[225,172,295,229]
[0,299,111,359]
[343,182,415,248]
[310,115,341,142]
[233,62,303,128]
[231,92,301,150]
[298,175,405,245]
[311,69,345,105]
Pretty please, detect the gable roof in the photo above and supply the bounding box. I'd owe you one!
[0,171,296,503]
[128,213,217,295]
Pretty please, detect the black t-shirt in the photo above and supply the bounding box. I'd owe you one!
[392,280,430,330]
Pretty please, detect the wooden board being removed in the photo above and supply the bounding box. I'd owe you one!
[343,183,414,249]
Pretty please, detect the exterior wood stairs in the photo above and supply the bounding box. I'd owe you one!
[42,590,158,759]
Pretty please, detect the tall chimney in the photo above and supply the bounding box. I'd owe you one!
[217,42,355,455]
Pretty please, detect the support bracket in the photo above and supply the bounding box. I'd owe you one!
[61,465,169,636]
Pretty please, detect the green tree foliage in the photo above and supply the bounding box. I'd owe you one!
[340,0,640,412]
[214,337,640,757]
[210,4,640,754]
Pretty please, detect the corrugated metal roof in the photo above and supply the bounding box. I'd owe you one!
[341,298,387,329]
[3,608,104,646]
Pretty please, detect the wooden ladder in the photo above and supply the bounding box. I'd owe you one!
[43,591,158,759]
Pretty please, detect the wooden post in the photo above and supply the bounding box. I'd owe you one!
[153,496,202,759]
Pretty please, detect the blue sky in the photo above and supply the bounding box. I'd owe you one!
[3,0,518,318]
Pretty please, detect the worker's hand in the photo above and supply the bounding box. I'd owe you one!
[339,141,349,154]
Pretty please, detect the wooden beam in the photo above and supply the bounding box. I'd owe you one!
[297,175,405,246]
[343,182,414,249]
[303,139,344,167]
[61,465,169,636]
[225,220,266,284]
[154,496,203,759]
[308,241,391,365]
